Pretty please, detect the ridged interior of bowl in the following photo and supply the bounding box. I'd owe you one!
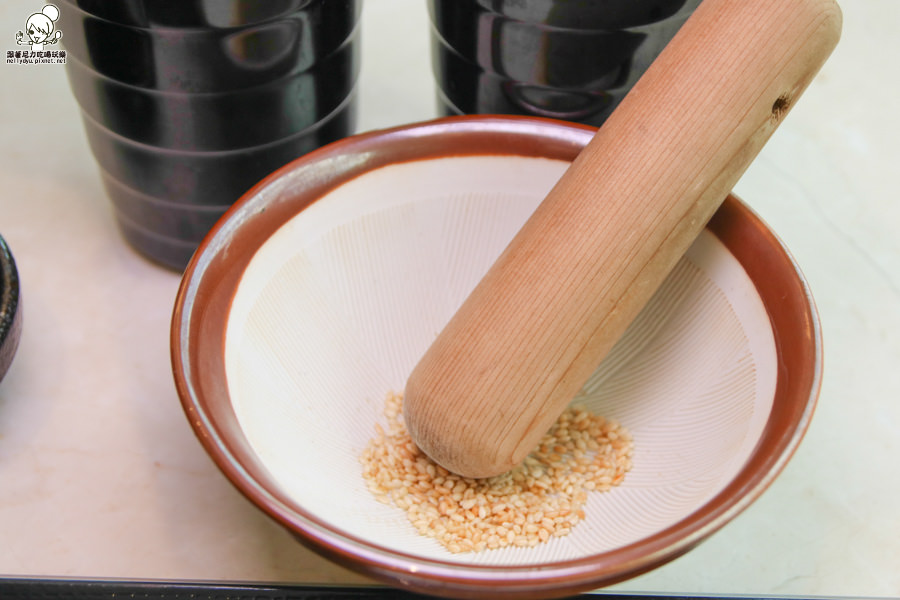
[223,155,777,566]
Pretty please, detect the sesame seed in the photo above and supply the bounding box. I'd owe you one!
[360,392,633,553]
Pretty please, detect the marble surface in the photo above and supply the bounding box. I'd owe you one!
[0,1,897,597]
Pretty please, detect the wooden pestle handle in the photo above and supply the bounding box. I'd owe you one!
[404,0,842,478]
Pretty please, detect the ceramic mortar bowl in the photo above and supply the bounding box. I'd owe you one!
[171,116,822,599]
[0,235,22,384]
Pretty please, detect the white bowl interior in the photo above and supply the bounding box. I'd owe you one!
[224,155,777,566]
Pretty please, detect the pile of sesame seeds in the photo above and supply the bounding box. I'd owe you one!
[360,391,633,553]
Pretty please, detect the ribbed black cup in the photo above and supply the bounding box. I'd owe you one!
[59,0,361,270]
[429,0,699,126]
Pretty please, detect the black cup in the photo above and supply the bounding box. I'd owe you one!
[429,0,700,126]
[59,0,362,270]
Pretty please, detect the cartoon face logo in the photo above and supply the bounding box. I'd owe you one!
[16,4,63,52]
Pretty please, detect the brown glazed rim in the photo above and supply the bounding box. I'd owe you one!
[171,115,822,599]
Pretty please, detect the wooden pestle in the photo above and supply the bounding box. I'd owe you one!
[404,0,842,478]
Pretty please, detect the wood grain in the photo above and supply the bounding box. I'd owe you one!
[404,0,842,478]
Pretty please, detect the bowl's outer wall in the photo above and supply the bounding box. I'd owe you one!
[0,235,22,383]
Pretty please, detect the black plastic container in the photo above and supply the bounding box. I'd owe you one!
[429,0,700,126]
[59,0,362,270]
[0,234,22,384]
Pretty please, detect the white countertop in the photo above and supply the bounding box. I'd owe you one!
[1,1,898,597]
